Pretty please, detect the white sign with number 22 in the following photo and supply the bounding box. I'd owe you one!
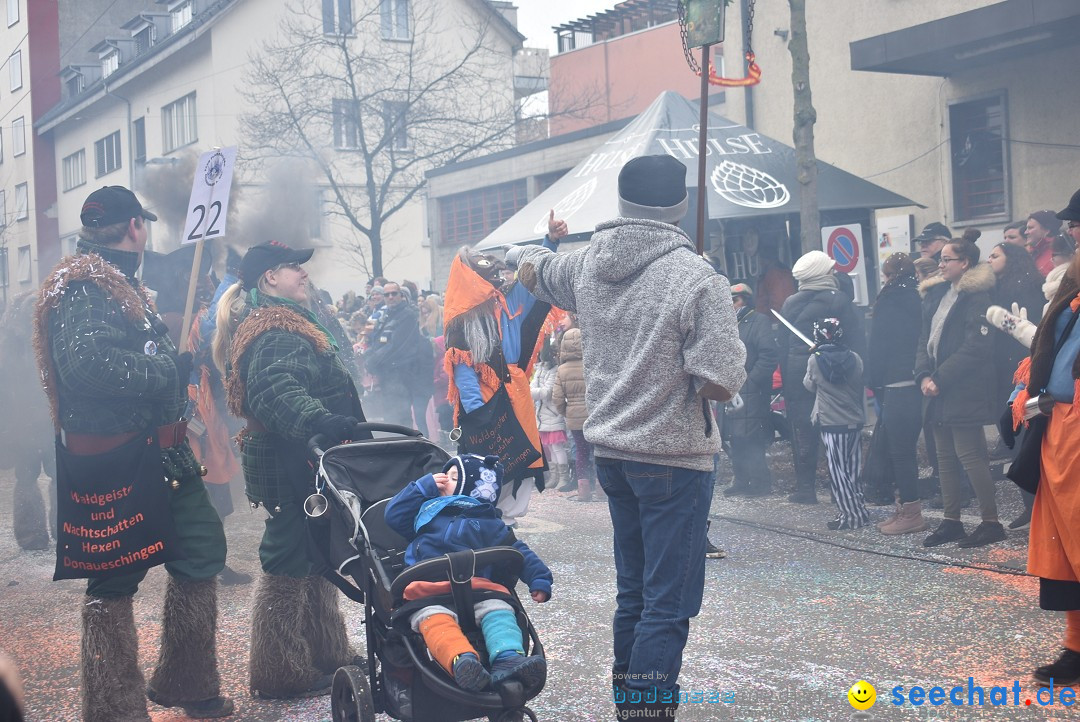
[181,146,238,245]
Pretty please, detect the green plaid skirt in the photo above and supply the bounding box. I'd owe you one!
[239,431,314,509]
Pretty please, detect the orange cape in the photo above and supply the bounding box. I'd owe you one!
[442,255,565,471]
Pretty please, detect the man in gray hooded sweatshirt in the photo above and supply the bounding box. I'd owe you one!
[506,154,746,720]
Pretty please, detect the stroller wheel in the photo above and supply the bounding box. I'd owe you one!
[489,708,538,722]
[331,665,375,722]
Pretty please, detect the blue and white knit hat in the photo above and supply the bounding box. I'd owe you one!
[442,453,504,504]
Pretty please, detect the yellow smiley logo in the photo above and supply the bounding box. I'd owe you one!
[848,680,876,710]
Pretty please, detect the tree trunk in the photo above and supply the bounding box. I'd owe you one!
[788,0,819,254]
[369,229,384,278]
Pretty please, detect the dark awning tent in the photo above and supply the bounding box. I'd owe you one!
[475,91,918,250]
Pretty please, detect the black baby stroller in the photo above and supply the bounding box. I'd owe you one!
[303,422,546,722]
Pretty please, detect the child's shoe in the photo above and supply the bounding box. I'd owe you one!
[489,651,547,689]
[451,653,490,692]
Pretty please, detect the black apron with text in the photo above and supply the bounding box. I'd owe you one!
[53,429,184,580]
[456,386,541,484]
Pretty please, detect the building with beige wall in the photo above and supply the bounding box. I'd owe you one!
[426,0,1080,296]
[717,0,1080,254]
[34,0,537,298]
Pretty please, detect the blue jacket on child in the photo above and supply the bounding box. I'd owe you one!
[385,454,553,597]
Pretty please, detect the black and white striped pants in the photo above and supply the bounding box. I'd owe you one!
[820,429,869,528]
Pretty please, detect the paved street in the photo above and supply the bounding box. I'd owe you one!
[1,443,1075,721]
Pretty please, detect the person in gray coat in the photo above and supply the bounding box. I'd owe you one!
[507,154,746,721]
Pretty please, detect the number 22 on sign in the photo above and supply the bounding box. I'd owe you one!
[181,146,238,245]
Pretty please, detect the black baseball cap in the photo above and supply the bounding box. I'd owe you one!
[914,222,951,244]
[239,241,314,288]
[1057,189,1080,222]
[80,185,158,228]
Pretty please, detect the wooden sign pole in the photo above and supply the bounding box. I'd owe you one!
[178,237,206,353]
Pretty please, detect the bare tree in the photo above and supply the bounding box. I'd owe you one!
[241,0,538,277]
[788,0,819,253]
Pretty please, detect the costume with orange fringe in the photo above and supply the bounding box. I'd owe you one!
[187,305,241,495]
[443,246,565,486]
[1013,291,1080,609]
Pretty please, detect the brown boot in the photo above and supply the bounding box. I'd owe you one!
[875,502,902,531]
[80,595,151,722]
[147,578,233,718]
[250,574,332,699]
[570,479,592,502]
[302,575,357,674]
[878,501,928,535]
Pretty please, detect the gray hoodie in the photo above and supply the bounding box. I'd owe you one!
[517,218,746,471]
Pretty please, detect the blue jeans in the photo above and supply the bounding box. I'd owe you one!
[596,458,713,693]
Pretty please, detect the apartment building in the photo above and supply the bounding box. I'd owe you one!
[33,0,537,297]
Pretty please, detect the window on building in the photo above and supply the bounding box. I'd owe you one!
[382,100,408,151]
[438,180,528,246]
[9,49,20,90]
[162,92,197,152]
[950,93,1008,222]
[134,25,156,56]
[14,182,27,221]
[0,128,5,163]
[7,0,18,27]
[16,244,29,282]
[65,73,84,97]
[0,246,8,290]
[171,0,194,32]
[94,131,122,177]
[333,98,361,150]
[380,0,409,40]
[0,190,6,226]
[310,189,325,239]
[11,116,23,157]
[101,48,119,78]
[63,234,78,257]
[322,0,352,34]
[133,117,146,165]
[63,149,86,192]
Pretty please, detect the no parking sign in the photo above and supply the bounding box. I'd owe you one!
[821,224,869,306]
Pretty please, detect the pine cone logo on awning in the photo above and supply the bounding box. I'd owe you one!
[711,161,790,209]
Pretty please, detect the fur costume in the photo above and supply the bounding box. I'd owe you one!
[32,252,154,431]
[225,304,331,420]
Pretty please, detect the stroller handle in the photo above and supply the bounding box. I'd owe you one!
[353,422,424,438]
[307,423,424,456]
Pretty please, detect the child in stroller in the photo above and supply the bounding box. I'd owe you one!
[384,453,552,694]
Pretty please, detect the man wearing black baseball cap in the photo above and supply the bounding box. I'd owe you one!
[238,240,314,291]
[212,240,370,699]
[914,222,952,262]
[33,185,233,719]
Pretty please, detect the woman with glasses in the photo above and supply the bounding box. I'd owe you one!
[915,238,1003,548]
[211,241,369,700]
